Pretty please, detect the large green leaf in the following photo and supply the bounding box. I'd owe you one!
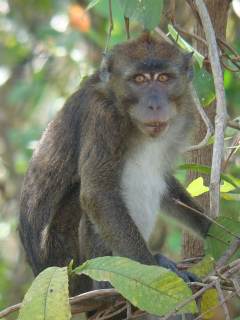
[193,65,216,107]
[74,256,197,316]
[119,0,136,18]
[18,267,71,320]
[120,0,164,30]
[206,217,240,261]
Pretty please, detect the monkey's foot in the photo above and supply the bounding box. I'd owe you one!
[154,254,199,283]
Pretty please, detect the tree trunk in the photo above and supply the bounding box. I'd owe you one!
[183,0,230,258]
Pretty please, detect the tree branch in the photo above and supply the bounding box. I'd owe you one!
[193,0,228,218]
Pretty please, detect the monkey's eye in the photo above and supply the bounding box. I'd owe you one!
[134,74,147,84]
[157,74,169,82]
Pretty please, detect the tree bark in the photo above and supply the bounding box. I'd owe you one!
[183,0,230,258]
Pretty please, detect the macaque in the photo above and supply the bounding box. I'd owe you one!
[19,33,210,294]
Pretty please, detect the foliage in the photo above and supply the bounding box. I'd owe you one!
[189,255,214,278]
[74,256,196,316]
[0,0,239,318]
[18,267,71,320]
[200,289,219,320]
[206,216,240,260]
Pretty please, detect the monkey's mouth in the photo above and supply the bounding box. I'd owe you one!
[143,121,169,136]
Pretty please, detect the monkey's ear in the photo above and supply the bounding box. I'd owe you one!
[99,53,113,83]
[183,52,194,81]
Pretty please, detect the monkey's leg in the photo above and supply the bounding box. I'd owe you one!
[19,183,82,275]
[79,213,112,289]
[162,175,211,238]
[79,213,112,262]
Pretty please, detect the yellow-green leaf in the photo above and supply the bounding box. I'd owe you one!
[18,267,71,320]
[74,256,197,316]
[187,177,209,197]
[168,24,204,67]
[220,180,236,193]
[200,289,218,319]
[189,255,214,278]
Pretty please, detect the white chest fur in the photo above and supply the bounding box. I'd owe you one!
[121,138,169,242]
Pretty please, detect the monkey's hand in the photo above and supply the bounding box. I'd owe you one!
[155,254,199,283]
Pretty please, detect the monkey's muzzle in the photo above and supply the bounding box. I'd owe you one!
[144,121,169,137]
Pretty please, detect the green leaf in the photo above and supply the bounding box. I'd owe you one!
[206,217,240,260]
[74,256,197,316]
[189,256,214,278]
[178,163,239,189]
[86,0,103,11]
[193,65,216,107]
[119,0,136,18]
[167,25,216,107]
[120,0,164,30]
[200,289,218,319]
[187,177,209,197]
[221,193,239,201]
[220,181,236,193]
[18,267,71,320]
[168,24,204,67]
[137,0,164,30]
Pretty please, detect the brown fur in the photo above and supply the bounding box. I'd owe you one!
[19,35,210,295]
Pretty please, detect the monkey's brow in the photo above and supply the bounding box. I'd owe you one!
[135,59,172,72]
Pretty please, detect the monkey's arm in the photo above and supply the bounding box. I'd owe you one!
[80,165,156,266]
[79,104,156,266]
[162,175,211,238]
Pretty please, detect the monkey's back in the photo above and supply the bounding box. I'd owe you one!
[19,74,100,274]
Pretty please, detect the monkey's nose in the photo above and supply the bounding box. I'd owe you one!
[148,105,160,111]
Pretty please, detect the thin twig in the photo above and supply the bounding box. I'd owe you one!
[0,303,21,319]
[222,133,240,171]
[70,288,119,303]
[223,261,240,279]
[124,16,130,40]
[95,302,127,320]
[215,280,231,320]
[126,302,131,319]
[155,27,174,44]
[186,84,214,151]
[173,24,208,47]
[217,37,240,63]
[232,278,240,298]
[221,57,240,72]
[0,289,120,319]
[216,239,240,269]
[194,0,228,218]
[163,281,215,320]
[172,24,240,72]
[174,198,240,240]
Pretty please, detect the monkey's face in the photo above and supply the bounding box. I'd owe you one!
[124,66,183,137]
[116,57,193,138]
[100,35,193,138]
